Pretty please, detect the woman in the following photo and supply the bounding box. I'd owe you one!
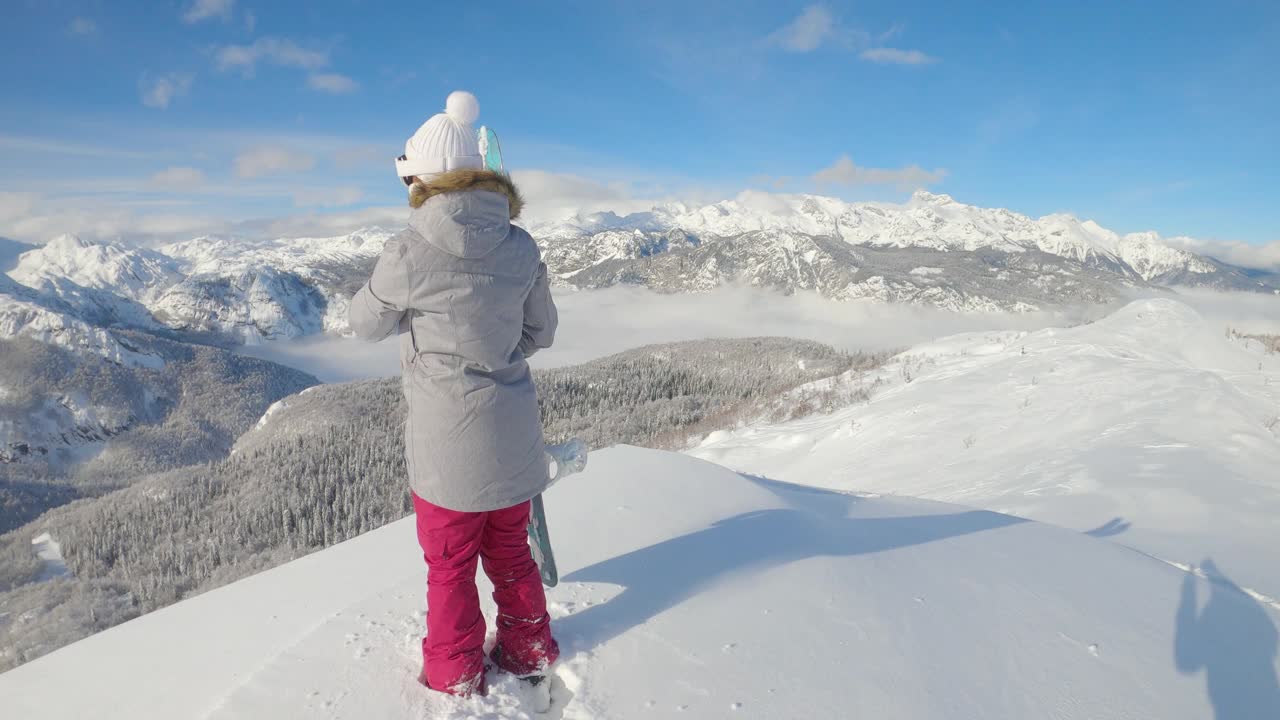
[349,91,560,697]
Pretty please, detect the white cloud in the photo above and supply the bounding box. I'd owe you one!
[68,17,98,35]
[511,170,670,226]
[0,192,223,245]
[293,186,364,208]
[1162,236,1280,272]
[0,134,155,159]
[140,73,194,109]
[1168,289,1280,335]
[234,146,316,177]
[763,6,936,65]
[0,187,399,246]
[215,37,328,77]
[183,0,235,24]
[244,11,257,33]
[878,23,905,44]
[151,167,207,185]
[765,5,836,52]
[307,73,359,94]
[0,192,39,223]
[333,145,385,170]
[245,206,405,239]
[263,286,1280,385]
[248,285,1100,382]
[859,47,937,65]
[535,285,1108,368]
[812,155,947,190]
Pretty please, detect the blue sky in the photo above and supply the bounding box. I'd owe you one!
[0,1,1276,263]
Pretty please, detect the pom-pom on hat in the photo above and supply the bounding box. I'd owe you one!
[395,91,482,184]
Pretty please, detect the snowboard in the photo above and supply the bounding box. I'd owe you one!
[478,126,504,173]
[528,495,557,587]
[529,439,588,587]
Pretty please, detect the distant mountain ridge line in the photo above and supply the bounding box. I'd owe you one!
[0,191,1276,350]
[526,191,1278,310]
[527,190,1244,271]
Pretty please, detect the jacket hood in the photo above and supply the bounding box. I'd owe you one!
[407,170,524,259]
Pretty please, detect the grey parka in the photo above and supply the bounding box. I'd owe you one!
[349,171,557,511]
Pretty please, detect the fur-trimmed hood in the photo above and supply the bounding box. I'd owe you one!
[406,170,526,260]
[408,169,523,220]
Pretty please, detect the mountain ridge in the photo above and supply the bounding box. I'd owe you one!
[1,192,1275,347]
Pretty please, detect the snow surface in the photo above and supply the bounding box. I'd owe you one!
[9,233,183,304]
[30,533,68,582]
[693,298,1280,604]
[254,398,290,429]
[2,446,1277,718]
[0,291,164,368]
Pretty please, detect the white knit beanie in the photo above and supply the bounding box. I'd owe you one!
[395,91,482,181]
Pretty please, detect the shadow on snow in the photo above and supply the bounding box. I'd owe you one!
[1175,558,1280,719]
[556,477,1280,718]
[559,473,1028,650]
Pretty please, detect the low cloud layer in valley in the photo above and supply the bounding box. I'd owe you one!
[239,285,1280,384]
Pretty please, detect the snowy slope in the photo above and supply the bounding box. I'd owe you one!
[693,298,1280,603]
[9,233,183,304]
[1116,232,1219,282]
[2,447,1276,719]
[0,275,164,368]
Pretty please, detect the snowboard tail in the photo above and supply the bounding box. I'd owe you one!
[528,494,558,587]
[528,439,588,588]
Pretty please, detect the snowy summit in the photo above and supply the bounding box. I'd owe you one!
[4,447,1277,719]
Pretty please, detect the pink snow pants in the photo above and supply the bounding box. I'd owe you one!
[412,493,559,696]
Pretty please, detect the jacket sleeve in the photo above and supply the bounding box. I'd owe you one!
[348,235,411,342]
[518,260,558,358]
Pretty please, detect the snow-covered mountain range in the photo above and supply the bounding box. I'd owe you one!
[1,230,391,364]
[1,192,1275,359]
[532,190,1277,307]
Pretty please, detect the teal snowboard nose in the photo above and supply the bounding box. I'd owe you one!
[478,126,504,173]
